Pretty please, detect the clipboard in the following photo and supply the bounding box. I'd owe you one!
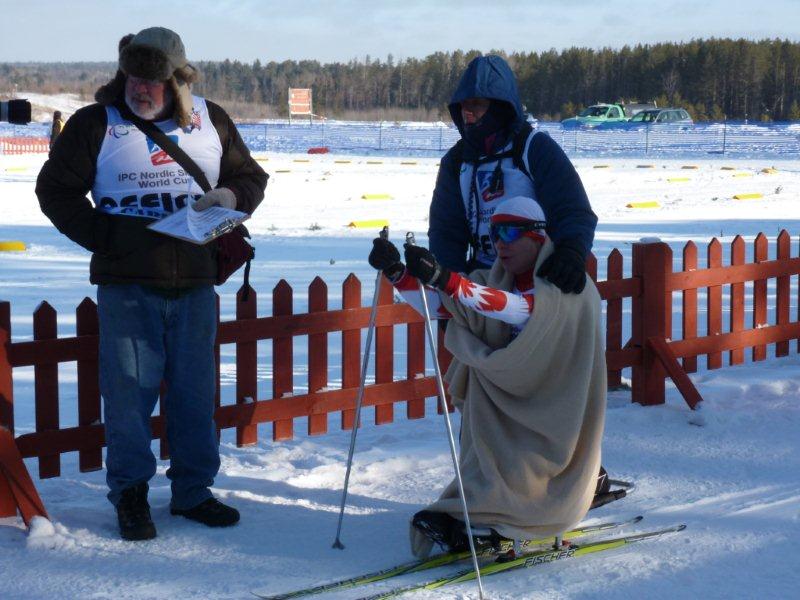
[147,205,250,245]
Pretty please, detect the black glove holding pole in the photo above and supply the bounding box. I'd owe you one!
[536,238,587,294]
[403,243,451,291]
[368,236,405,281]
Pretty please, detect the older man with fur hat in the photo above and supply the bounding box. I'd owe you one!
[36,27,268,541]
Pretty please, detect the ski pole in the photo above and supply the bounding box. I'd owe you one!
[405,232,485,600]
[333,226,389,550]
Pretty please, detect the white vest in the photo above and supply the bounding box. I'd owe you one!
[92,96,223,219]
[459,131,538,266]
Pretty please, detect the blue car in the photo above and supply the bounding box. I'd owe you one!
[596,108,693,129]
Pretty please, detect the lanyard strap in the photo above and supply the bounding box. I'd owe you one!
[115,101,212,193]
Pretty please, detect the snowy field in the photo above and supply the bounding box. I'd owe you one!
[3,92,800,158]
[0,151,799,599]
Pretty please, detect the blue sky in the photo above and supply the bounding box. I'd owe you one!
[3,0,798,63]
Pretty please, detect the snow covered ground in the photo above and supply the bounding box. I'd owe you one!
[0,151,799,599]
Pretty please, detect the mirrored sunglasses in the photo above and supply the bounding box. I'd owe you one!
[489,222,546,244]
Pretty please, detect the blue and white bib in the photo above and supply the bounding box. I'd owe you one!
[459,131,539,266]
[92,96,223,219]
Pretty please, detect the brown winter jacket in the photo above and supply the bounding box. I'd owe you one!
[36,99,268,289]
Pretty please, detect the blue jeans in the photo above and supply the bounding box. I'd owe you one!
[97,284,220,509]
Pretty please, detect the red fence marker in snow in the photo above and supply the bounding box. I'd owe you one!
[0,428,49,527]
[0,137,49,155]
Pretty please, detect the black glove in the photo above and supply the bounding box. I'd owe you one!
[404,244,450,290]
[369,237,404,280]
[536,238,587,293]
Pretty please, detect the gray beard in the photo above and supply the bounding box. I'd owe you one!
[125,95,172,121]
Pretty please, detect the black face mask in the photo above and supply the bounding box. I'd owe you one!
[462,101,514,153]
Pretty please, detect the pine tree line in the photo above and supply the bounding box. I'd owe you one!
[2,38,799,121]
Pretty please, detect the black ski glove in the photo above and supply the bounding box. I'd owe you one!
[368,237,405,281]
[536,238,587,294]
[404,244,450,290]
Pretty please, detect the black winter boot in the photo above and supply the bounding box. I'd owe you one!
[596,466,610,496]
[170,497,240,527]
[591,466,631,510]
[411,510,469,552]
[116,482,156,541]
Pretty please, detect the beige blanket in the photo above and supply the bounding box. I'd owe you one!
[410,240,607,557]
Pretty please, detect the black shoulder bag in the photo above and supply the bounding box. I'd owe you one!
[118,103,255,290]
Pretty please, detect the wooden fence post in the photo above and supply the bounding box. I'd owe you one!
[33,302,60,478]
[214,292,222,441]
[76,298,102,472]
[307,278,329,435]
[273,280,294,441]
[0,301,16,517]
[631,241,672,406]
[341,275,361,431]
[682,242,698,373]
[753,233,768,361]
[374,277,394,425]
[0,428,48,527]
[0,302,13,436]
[236,284,258,446]
[406,317,426,420]
[707,238,723,369]
[729,236,745,366]
[776,230,790,358]
[605,250,623,387]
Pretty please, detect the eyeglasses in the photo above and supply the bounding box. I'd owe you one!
[489,222,546,244]
[127,76,165,89]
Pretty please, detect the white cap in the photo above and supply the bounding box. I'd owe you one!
[490,196,547,226]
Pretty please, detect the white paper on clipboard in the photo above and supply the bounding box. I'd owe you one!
[148,205,250,244]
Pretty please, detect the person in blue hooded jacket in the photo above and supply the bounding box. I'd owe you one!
[429,54,597,293]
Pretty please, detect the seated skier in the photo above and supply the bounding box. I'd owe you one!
[368,196,608,558]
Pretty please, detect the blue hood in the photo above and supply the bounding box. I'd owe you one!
[448,55,525,137]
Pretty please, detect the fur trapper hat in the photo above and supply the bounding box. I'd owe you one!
[95,27,199,128]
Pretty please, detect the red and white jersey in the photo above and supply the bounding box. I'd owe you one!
[391,270,535,330]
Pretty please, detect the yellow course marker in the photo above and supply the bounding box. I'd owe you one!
[593,165,610,169]
[255,157,269,162]
[400,161,418,165]
[361,194,393,200]
[293,159,310,163]
[5,167,27,173]
[0,241,27,252]
[761,167,778,174]
[626,201,660,209]
[732,172,753,178]
[681,165,699,169]
[275,169,291,173]
[720,166,736,170]
[366,160,384,165]
[668,177,691,182]
[733,193,763,200]
[348,219,389,228]
[636,164,655,168]
[334,160,352,164]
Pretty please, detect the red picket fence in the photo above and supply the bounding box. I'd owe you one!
[1,234,799,519]
[632,232,800,403]
[0,137,49,155]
